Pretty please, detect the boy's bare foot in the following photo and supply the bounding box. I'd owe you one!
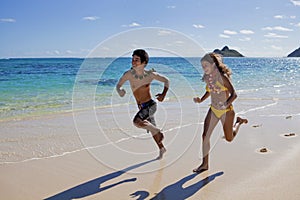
[158,132,164,144]
[193,164,208,174]
[156,147,166,160]
[235,117,248,126]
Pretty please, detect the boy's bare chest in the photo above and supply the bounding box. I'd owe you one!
[129,76,152,90]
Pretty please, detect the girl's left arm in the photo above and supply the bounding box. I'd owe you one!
[223,76,237,107]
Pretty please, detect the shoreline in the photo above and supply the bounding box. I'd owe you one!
[1,98,299,163]
[1,95,299,123]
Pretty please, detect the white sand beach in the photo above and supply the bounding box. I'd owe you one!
[1,98,300,200]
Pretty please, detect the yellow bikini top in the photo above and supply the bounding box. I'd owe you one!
[206,81,228,93]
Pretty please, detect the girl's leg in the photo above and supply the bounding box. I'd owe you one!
[221,110,248,142]
[233,117,248,136]
[193,109,219,173]
[221,110,235,142]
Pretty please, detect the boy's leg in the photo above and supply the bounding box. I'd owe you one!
[133,103,166,159]
[133,117,166,159]
[133,116,165,147]
[148,104,165,148]
[133,117,161,136]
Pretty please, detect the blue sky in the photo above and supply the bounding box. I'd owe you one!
[1,0,300,58]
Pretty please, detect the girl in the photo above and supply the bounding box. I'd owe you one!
[193,53,248,173]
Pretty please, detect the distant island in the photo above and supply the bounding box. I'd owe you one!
[213,46,244,57]
[287,47,300,57]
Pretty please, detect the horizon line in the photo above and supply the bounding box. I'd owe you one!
[1,55,296,60]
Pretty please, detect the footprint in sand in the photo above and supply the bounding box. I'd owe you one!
[282,133,297,138]
[252,124,262,128]
[256,147,271,154]
[259,147,268,153]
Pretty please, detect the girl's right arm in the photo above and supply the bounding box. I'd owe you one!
[194,91,210,103]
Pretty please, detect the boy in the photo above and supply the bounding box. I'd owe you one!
[116,49,169,159]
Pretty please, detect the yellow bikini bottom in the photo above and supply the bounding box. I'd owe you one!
[210,105,233,118]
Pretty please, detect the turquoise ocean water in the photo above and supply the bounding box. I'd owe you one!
[0,57,300,121]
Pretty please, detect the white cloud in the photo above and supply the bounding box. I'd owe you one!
[290,0,300,6]
[271,45,283,50]
[175,40,184,44]
[262,27,272,31]
[295,22,300,27]
[167,5,176,9]
[0,18,16,23]
[275,26,293,31]
[264,33,288,38]
[82,16,99,21]
[262,26,293,31]
[239,37,251,41]
[158,30,172,36]
[80,49,91,53]
[193,24,205,29]
[46,50,60,55]
[101,46,111,51]
[66,50,73,54]
[121,22,141,28]
[240,29,254,34]
[290,16,296,19]
[274,15,284,19]
[219,34,230,38]
[129,22,141,27]
[131,43,139,49]
[61,49,91,57]
[224,30,237,35]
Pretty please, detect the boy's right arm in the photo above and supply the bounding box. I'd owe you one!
[116,72,129,97]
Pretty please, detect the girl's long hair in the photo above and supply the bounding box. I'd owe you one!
[201,53,232,80]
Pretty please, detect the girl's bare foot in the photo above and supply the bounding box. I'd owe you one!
[193,164,208,174]
[235,117,248,125]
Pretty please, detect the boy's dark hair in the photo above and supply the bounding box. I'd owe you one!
[132,49,149,64]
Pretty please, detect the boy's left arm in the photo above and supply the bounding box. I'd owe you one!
[153,72,169,102]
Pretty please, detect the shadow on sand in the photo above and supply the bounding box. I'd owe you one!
[130,171,224,200]
[44,159,156,200]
